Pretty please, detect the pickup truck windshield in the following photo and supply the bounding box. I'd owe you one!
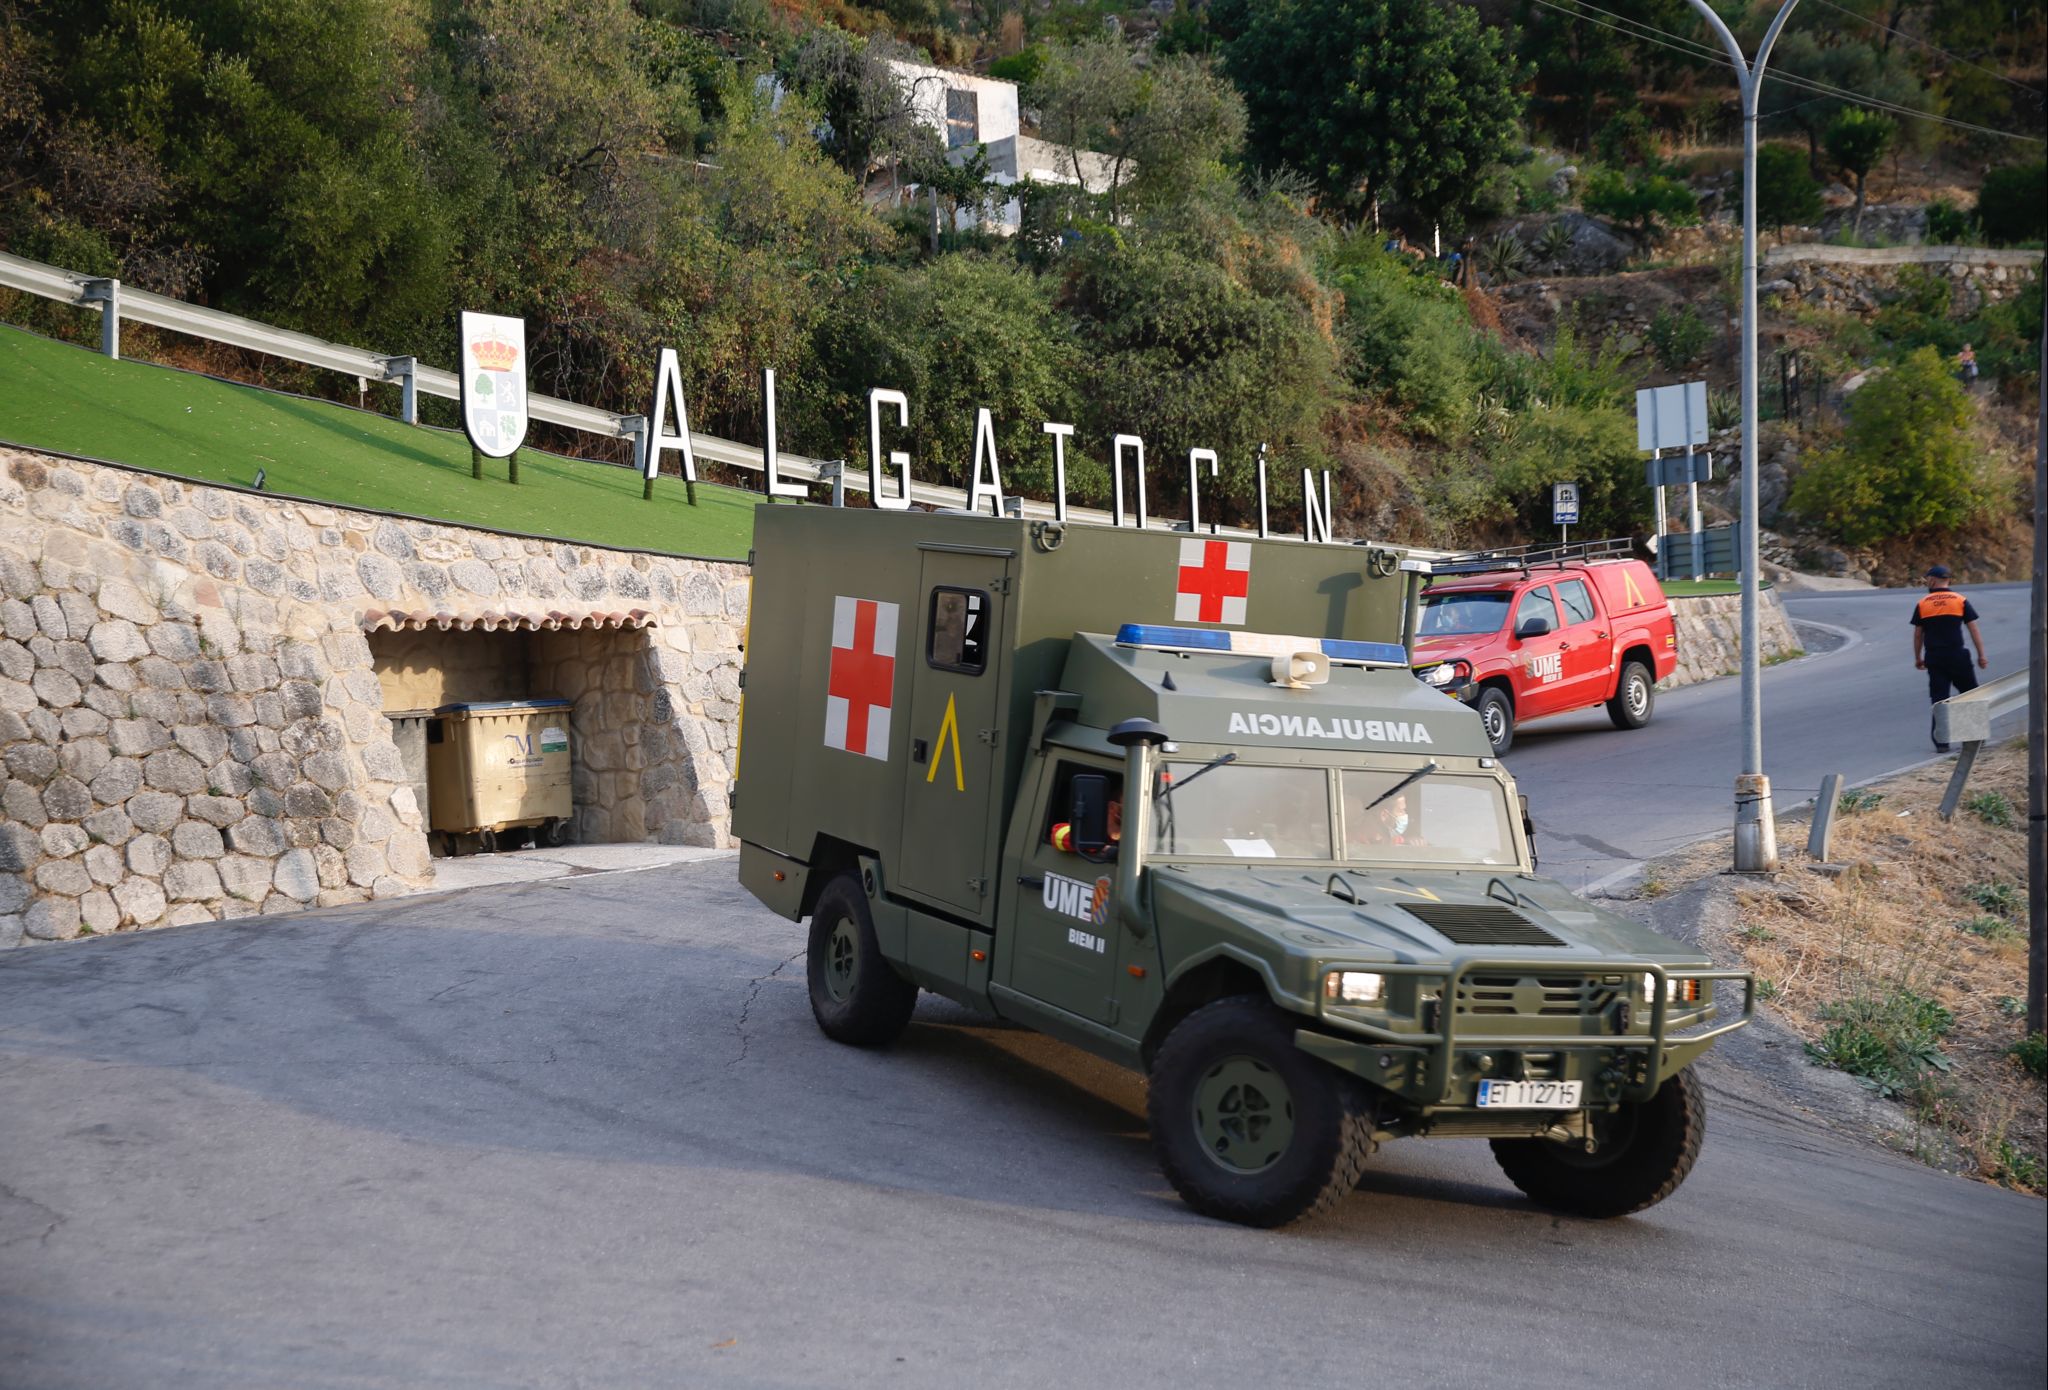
[1147,763,1520,868]
[1420,591,1510,636]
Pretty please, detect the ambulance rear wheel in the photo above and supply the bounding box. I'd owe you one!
[806,872,917,1047]
[1606,661,1655,730]
[1489,1067,1706,1218]
[1476,686,1515,754]
[1148,997,1374,1228]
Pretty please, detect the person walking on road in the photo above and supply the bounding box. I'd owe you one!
[1912,564,1988,751]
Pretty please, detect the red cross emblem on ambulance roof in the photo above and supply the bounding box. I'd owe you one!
[1175,539,1251,625]
[825,596,898,760]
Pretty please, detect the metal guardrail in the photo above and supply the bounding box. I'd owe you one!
[1934,670,2027,819]
[0,248,1287,531]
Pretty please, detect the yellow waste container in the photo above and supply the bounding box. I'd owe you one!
[427,699,573,849]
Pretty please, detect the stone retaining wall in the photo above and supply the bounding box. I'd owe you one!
[1759,244,2039,317]
[1665,590,1800,690]
[1,448,746,948]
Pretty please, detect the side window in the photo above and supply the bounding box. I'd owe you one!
[927,588,989,673]
[1556,579,1597,627]
[1041,760,1123,855]
[1514,586,1559,635]
[945,88,979,148]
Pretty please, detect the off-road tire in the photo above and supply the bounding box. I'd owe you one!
[1148,997,1375,1228]
[1489,1067,1706,1218]
[1606,660,1655,731]
[806,872,918,1047]
[1476,686,1515,754]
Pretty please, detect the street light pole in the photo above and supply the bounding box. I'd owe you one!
[1684,0,1802,872]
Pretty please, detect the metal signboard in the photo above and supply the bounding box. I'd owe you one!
[1645,453,1714,487]
[1635,380,1708,453]
[1655,524,1737,580]
[1551,481,1580,525]
[460,311,528,458]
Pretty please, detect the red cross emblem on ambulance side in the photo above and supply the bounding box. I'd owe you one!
[825,596,898,760]
[1174,539,1251,625]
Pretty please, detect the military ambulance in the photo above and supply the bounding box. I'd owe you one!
[733,506,1752,1228]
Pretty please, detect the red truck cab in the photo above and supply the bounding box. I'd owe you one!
[1409,543,1678,754]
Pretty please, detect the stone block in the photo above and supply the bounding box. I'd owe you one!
[0,598,34,641]
[450,559,499,597]
[129,689,180,724]
[110,718,169,756]
[53,639,95,684]
[6,742,58,785]
[3,778,47,828]
[80,889,119,934]
[226,653,278,692]
[360,741,404,783]
[126,831,172,876]
[251,751,296,790]
[218,854,273,901]
[165,904,216,927]
[253,691,286,728]
[315,844,348,889]
[0,638,29,682]
[113,877,167,927]
[83,805,134,846]
[384,833,432,879]
[283,782,334,818]
[344,841,387,887]
[95,578,159,625]
[143,748,207,794]
[42,776,92,821]
[136,656,186,690]
[302,751,356,792]
[227,816,286,856]
[126,791,184,834]
[31,594,68,639]
[388,786,419,826]
[0,675,37,713]
[89,758,144,806]
[0,873,26,913]
[206,692,255,728]
[83,843,124,886]
[60,707,109,741]
[87,619,148,662]
[359,806,396,843]
[316,886,366,909]
[33,856,90,896]
[186,794,245,827]
[170,820,226,859]
[272,848,320,901]
[278,640,324,680]
[283,680,324,722]
[24,897,81,941]
[39,823,88,858]
[165,860,223,901]
[285,817,321,848]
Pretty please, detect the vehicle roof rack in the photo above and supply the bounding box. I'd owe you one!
[1418,536,1635,579]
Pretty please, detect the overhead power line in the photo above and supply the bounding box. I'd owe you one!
[1524,0,2044,144]
[1805,0,2043,99]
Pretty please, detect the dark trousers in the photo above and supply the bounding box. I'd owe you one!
[1926,649,1979,702]
[1927,649,1979,746]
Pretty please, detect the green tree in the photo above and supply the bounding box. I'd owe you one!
[784,29,940,189]
[1976,161,2047,246]
[1824,108,1895,240]
[1218,0,1525,224]
[1788,347,1993,546]
[1754,142,1822,240]
[1762,32,1926,173]
[1580,166,1698,250]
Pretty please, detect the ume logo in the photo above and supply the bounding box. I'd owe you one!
[1043,871,1112,930]
[1528,652,1562,684]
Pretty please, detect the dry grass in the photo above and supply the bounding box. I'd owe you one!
[1723,743,2043,1193]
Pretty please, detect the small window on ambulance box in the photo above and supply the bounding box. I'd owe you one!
[1556,579,1597,626]
[927,588,989,673]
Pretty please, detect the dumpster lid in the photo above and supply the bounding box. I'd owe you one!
[434,699,573,714]
[384,708,436,720]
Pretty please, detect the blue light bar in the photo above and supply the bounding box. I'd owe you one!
[1115,624,1408,667]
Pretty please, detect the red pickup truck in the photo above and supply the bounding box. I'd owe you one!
[1410,548,1679,754]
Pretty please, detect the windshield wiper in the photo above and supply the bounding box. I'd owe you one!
[1154,751,1236,803]
[1361,761,1440,813]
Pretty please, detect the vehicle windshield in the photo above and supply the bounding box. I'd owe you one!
[1145,762,1522,869]
[1420,591,1510,636]
[1340,770,1518,867]
[1150,763,1331,860]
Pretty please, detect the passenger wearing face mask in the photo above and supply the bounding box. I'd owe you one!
[1350,790,1426,855]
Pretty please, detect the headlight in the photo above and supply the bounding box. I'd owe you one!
[1642,973,1702,1004]
[1421,663,1456,687]
[1324,970,1387,1005]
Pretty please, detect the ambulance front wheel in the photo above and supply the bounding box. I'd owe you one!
[807,872,918,1047]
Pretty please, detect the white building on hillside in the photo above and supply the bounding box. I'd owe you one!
[884,58,1121,235]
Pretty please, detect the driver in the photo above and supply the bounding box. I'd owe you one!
[1349,790,1425,853]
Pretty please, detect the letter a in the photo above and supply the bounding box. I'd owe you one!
[968,408,1005,517]
[646,347,697,487]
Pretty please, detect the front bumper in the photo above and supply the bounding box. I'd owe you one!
[1295,959,1756,1110]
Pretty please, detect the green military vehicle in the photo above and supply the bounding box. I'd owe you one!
[733,506,1753,1227]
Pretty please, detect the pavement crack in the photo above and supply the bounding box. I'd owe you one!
[732,948,805,1067]
[0,1181,66,1250]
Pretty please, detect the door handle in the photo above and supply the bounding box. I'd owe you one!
[912,739,928,763]
[1559,641,1571,651]
[1596,631,1608,639]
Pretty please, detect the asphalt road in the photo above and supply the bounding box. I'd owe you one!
[2,857,2043,1389]
[1505,581,2029,893]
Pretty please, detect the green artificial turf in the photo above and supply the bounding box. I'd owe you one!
[0,325,757,560]
[1661,578,1768,597]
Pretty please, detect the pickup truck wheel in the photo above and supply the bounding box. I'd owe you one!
[1475,686,1515,754]
[1488,1067,1706,1218]
[1148,997,1374,1227]
[806,873,917,1047]
[1606,660,1655,730]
